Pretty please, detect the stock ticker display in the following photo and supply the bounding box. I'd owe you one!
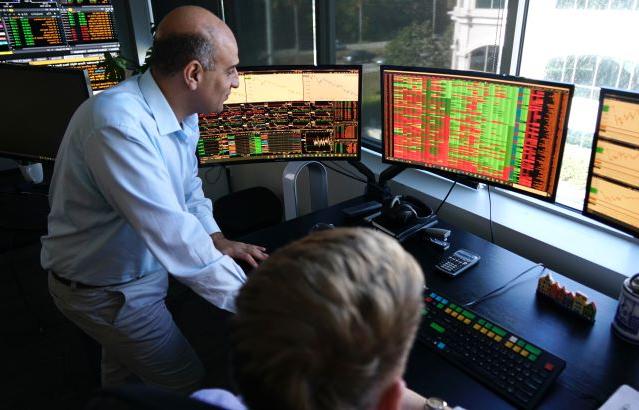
[382,68,573,200]
[197,67,361,165]
[0,0,119,91]
[584,90,639,236]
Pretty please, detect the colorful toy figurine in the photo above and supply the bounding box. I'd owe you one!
[537,273,596,323]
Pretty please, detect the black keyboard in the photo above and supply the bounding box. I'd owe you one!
[419,290,566,409]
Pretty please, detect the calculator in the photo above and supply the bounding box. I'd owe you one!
[435,249,481,277]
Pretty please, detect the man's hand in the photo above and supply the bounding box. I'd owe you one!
[211,232,268,268]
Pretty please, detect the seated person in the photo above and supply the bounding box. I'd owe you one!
[194,227,431,410]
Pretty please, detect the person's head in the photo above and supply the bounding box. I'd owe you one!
[232,228,425,410]
[149,6,239,118]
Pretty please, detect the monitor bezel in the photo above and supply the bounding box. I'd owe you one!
[582,87,639,237]
[380,65,574,203]
[0,62,92,163]
[196,64,363,167]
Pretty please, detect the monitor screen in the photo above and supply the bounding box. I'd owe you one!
[583,89,639,237]
[0,63,91,162]
[27,55,118,91]
[381,66,574,201]
[197,65,361,166]
[0,0,121,92]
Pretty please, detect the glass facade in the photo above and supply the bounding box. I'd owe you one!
[520,1,639,208]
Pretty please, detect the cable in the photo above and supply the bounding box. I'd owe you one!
[327,161,368,183]
[463,263,545,308]
[321,162,367,184]
[434,180,457,215]
[333,161,366,181]
[492,0,506,73]
[487,185,494,243]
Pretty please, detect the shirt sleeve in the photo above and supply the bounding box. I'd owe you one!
[185,156,221,235]
[83,125,246,312]
[191,389,247,410]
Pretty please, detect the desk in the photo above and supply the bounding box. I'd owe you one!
[239,196,639,409]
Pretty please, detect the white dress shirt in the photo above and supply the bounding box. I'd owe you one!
[41,69,246,312]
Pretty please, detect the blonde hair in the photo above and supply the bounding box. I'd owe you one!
[232,227,424,410]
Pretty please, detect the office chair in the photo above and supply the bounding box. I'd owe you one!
[213,187,283,240]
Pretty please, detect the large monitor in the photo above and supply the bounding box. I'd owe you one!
[583,88,639,237]
[0,63,91,161]
[0,0,121,92]
[381,66,574,201]
[197,65,361,166]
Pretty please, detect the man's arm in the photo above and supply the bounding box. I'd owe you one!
[184,154,267,268]
[84,125,245,311]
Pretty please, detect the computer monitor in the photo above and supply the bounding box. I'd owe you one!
[0,0,121,92]
[0,63,91,162]
[381,66,574,201]
[27,55,119,91]
[196,65,361,166]
[583,88,639,237]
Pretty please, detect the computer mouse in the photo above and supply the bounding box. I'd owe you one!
[309,222,335,233]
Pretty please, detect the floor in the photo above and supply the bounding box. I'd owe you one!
[0,170,235,410]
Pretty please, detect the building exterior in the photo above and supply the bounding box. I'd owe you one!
[449,0,506,72]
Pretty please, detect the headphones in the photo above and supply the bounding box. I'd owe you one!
[381,195,434,226]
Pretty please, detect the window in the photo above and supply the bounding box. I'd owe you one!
[557,0,638,9]
[595,58,620,88]
[544,57,564,82]
[335,0,508,142]
[470,45,499,72]
[519,2,639,209]
[476,0,504,8]
[223,0,314,66]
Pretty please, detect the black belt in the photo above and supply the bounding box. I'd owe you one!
[49,271,137,289]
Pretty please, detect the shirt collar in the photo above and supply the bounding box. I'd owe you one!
[139,69,184,137]
[183,113,199,137]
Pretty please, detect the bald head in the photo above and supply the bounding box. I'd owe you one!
[150,6,235,77]
[156,6,229,42]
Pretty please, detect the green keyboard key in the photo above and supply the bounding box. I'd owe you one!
[492,327,507,337]
[462,310,476,320]
[525,344,542,356]
[430,322,445,334]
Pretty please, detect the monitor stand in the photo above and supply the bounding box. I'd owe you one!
[347,160,406,201]
[282,161,328,220]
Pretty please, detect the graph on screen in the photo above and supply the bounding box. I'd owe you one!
[584,89,639,236]
[197,66,361,165]
[382,67,573,200]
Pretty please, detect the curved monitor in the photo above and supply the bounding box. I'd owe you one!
[0,63,91,162]
[583,88,639,237]
[381,66,574,201]
[197,65,361,166]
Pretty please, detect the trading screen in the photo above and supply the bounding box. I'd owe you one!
[197,66,361,165]
[382,67,573,200]
[584,89,639,236]
[0,0,120,91]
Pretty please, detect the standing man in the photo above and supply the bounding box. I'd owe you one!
[41,6,266,393]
